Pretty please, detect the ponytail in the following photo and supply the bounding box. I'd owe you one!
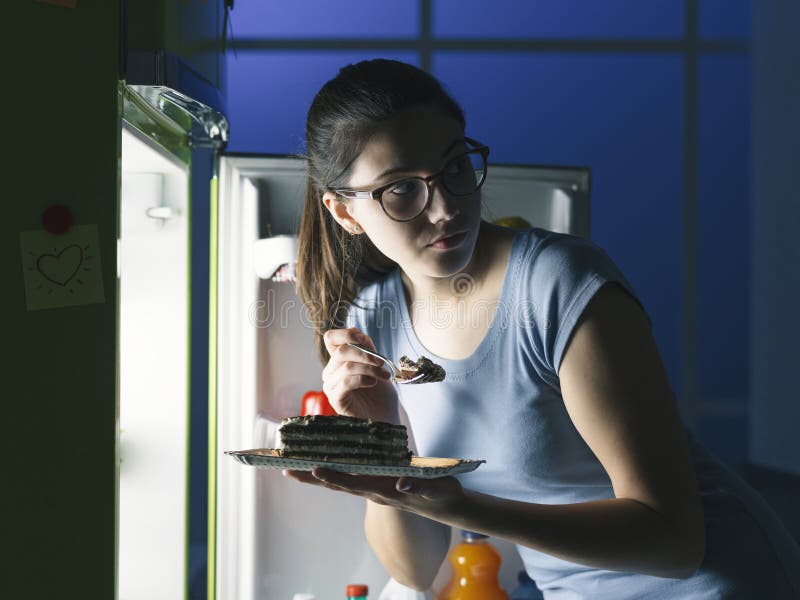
[295,178,393,364]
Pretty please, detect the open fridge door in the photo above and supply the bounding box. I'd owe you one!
[212,154,591,599]
[117,79,227,600]
[118,119,191,600]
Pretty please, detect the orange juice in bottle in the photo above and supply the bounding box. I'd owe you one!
[437,530,509,600]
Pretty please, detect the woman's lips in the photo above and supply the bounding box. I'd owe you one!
[428,231,468,250]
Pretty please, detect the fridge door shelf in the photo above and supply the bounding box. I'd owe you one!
[253,234,298,280]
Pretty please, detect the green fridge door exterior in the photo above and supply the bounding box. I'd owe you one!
[4,2,226,599]
[4,2,122,599]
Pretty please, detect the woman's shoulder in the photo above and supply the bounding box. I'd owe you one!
[508,225,642,319]
[515,226,613,275]
[477,223,580,291]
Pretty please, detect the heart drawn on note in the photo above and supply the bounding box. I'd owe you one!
[36,244,83,287]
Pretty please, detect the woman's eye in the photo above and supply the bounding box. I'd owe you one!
[389,181,415,195]
[445,156,469,175]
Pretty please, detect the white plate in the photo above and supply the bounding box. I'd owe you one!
[225,448,485,478]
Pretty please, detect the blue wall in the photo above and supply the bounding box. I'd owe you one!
[221,0,752,466]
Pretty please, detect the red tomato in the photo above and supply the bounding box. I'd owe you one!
[300,390,337,416]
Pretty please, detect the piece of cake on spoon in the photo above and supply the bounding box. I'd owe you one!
[397,355,446,383]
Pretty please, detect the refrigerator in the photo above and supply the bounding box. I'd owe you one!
[115,3,593,599]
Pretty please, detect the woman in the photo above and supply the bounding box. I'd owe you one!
[288,58,800,598]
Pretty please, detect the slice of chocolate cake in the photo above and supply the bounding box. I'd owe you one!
[279,415,412,465]
[397,355,446,383]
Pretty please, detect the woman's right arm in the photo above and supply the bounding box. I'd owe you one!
[365,499,451,590]
[321,328,451,590]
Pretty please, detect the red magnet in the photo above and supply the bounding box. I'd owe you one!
[41,204,74,235]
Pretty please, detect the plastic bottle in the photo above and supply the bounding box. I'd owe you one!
[347,583,369,599]
[437,530,509,600]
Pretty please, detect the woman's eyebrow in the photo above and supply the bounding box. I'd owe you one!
[372,137,467,182]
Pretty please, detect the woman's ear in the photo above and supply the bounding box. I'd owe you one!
[322,191,363,235]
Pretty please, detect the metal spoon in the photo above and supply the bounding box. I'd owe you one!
[345,343,426,384]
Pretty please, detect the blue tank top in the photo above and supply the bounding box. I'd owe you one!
[347,227,800,599]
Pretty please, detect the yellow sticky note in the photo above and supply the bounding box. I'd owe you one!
[20,225,105,311]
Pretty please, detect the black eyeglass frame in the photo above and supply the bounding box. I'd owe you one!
[330,136,490,222]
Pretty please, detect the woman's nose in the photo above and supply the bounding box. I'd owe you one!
[425,181,459,222]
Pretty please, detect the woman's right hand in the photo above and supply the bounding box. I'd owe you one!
[322,327,399,423]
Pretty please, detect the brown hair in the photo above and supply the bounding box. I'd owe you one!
[296,59,466,364]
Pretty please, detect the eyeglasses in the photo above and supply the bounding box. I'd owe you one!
[331,137,490,222]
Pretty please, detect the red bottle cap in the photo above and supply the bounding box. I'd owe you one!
[300,390,336,416]
[346,583,368,596]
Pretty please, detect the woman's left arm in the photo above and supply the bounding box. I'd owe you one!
[452,280,705,579]
[288,282,705,579]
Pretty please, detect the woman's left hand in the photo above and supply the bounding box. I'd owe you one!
[283,468,466,520]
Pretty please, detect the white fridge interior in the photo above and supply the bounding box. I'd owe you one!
[215,154,591,599]
[118,123,191,600]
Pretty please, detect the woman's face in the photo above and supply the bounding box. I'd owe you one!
[324,105,482,281]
